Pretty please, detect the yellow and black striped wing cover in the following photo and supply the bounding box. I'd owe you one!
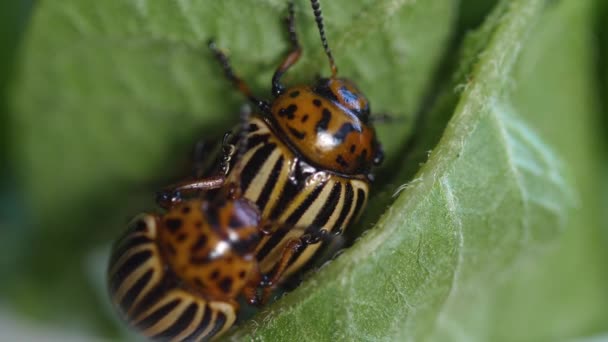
[108,214,237,341]
[229,116,370,277]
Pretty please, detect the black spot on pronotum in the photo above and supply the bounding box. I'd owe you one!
[191,234,208,252]
[316,108,332,132]
[289,90,300,98]
[336,155,349,168]
[333,123,360,142]
[287,125,306,140]
[238,270,246,279]
[357,148,367,172]
[190,255,211,265]
[354,149,369,172]
[359,148,368,164]
[219,277,233,293]
[181,206,191,214]
[278,104,297,120]
[350,144,356,153]
[210,269,220,280]
[312,99,322,107]
[177,233,187,242]
[165,218,182,233]
[301,114,309,123]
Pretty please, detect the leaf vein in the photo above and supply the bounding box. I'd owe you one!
[430,176,466,338]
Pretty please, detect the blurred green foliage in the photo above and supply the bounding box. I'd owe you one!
[0,0,32,160]
[1,0,607,340]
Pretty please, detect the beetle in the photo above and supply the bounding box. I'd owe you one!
[107,202,248,341]
[109,0,389,339]
[108,113,334,340]
[158,0,385,283]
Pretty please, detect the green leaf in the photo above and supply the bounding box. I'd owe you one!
[484,0,608,339]
[229,0,608,340]
[599,0,608,234]
[5,0,456,336]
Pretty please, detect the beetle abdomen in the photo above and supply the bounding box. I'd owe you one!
[108,215,236,341]
[228,116,370,277]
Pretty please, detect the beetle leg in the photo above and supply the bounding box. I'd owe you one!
[256,225,335,304]
[156,175,226,209]
[257,238,306,304]
[257,219,286,236]
[241,264,265,306]
[159,130,240,209]
[272,0,302,96]
[218,132,238,177]
[191,130,239,178]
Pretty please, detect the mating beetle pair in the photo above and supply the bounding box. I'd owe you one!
[108,0,385,340]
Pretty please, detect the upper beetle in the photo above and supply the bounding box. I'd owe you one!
[158,0,386,286]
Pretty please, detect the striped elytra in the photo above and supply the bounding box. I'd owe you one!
[226,116,369,277]
[108,198,265,341]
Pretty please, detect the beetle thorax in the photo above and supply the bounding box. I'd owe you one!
[270,84,378,176]
[157,200,260,299]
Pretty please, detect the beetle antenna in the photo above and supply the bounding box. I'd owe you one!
[310,0,337,77]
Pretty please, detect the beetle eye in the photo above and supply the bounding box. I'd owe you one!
[358,102,371,123]
[336,86,370,122]
[338,86,358,107]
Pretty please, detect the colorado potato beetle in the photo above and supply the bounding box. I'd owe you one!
[109,115,334,341]
[161,0,385,281]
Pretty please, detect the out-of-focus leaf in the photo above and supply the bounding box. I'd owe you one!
[481,0,608,339]
[598,0,608,234]
[459,0,499,32]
